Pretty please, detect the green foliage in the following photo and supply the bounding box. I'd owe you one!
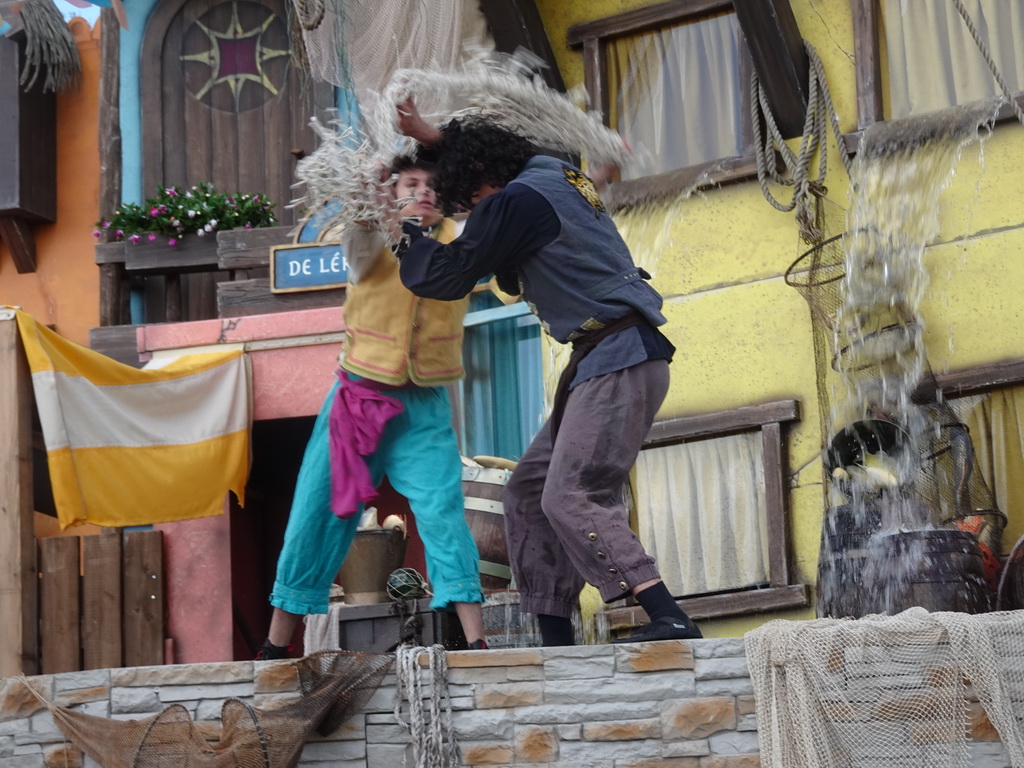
[96,182,277,246]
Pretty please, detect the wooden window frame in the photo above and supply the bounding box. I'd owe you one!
[599,398,808,630]
[846,0,1024,154]
[567,0,810,210]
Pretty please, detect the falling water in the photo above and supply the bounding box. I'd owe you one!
[818,101,1000,616]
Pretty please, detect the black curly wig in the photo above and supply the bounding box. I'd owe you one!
[429,117,538,215]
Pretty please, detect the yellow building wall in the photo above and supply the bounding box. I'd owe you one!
[535,0,1024,637]
[0,18,101,347]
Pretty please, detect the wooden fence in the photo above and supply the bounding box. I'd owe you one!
[37,530,164,674]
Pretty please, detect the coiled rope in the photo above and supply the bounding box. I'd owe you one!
[393,644,458,768]
[751,41,851,244]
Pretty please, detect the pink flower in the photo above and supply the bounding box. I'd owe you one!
[114,229,124,238]
[245,223,252,229]
[148,233,157,242]
[92,230,101,238]
[168,238,177,247]
[150,208,160,216]
[166,188,177,197]
[129,234,141,244]
[253,195,260,203]
[101,220,110,228]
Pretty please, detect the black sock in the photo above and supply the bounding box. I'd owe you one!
[633,581,686,624]
[537,614,575,646]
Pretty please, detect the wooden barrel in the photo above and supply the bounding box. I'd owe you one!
[462,463,513,590]
[817,504,881,618]
[337,528,408,604]
[870,529,991,615]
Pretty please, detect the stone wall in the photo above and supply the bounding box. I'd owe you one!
[4,637,1014,768]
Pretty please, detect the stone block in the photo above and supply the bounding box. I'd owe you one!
[707,730,761,755]
[582,717,660,741]
[110,688,159,715]
[296,739,365,762]
[475,682,543,709]
[699,755,762,768]
[515,724,558,762]
[663,698,736,740]
[543,656,615,680]
[736,695,756,716]
[253,662,299,694]
[692,639,747,659]
[737,713,758,732]
[615,642,695,673]
[663,738,711,757]
[0,737,12,757]
[446,649,543,668]
[966,702,1000,741]
[450,709,514,740]
[13,733,63,748]
[506,665,545,682]
[514,701,663,725]
[12,746,39,756]
[0,679,50,722]
[447,666,506,684]
[694,657,749,681]
[544,672,696,705]
[157,683,253,703]
[618,759,699,768]
[253,693,301,711]
[693,678,753,697]
[310,718,365,742]
[52,673,109,695]
[0,755,44,768]
[966,740,1012,767]
[557,738,661,762]
[0,723,23,737]
[111,662,253,688]
[542,646,614,660]
[365,743,412,768]
[52,689,107,709]
[365,723,412,744]
[557,724,581,741]
[459,742,515,764]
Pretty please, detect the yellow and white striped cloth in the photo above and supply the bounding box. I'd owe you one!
[11,309,251,529]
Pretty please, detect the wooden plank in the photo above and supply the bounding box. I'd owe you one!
[567,0,731,46]
[217,277,344,317]
[94,241,126,265]
[97,7,121,230]
[122,531,164,668]
[851,0,883,130]
[732,0,809,140]
[930,357,1024,398]
[123,237,221,274]
[645,399,800,447]
[0,216,36,273]
[88,325,144,368]
[82,533,123,670]
[480,0,565,92]
[582,38,608,125]
[99,263,127,326]
[600,584,810,629]
[761,422,789,587]
[605,154,758,212]
[39,537,81,674]
[217,225,293,269]
[0,313,39,676]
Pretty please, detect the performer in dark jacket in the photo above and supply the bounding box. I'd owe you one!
[396,109,702,645]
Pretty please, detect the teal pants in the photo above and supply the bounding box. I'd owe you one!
[270,378,483,615]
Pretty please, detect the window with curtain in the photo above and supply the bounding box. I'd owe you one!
[457,292,544,462]
[877,0,1024,119]
[635,430,770,596]
[607,10,747,180]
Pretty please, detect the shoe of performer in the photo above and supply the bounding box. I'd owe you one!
[611,615,703,644]
[467,639,489,650]
[255,640,293,660]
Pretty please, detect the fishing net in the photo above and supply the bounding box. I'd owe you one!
[746,608,1024,768]
[785,104,1006,619]
[36,650,393,768]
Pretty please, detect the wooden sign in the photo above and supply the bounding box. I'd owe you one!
[270,242,348,293]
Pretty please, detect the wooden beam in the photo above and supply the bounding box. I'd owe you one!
[928,358,1024,399]
[479,0,565,92]
[82,532,123,670]
[216,225,293,270]
[0,312,38,676]
[732,0,809,139]
[600,584,810,629]
[645,399,800,447]
[98,7,126,325]
[122,531,164,668]
[567,0,730,46]
[582,37,608,125]
[0,216,37,273]
[605,153,758,212]
[762,421,789,587]
[217,277,345,318]
[851,0,883,130]
[88,325,144,368]
[40,537,82,674]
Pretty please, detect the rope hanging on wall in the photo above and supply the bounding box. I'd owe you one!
[750,40,851,245]
[951,0,1024,127]
[393,644,459,768]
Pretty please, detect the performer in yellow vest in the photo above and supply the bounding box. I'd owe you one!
[259,157,485,658]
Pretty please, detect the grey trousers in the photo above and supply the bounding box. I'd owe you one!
[502,359,669,618]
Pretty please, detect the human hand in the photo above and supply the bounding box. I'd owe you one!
[397,98,442,146]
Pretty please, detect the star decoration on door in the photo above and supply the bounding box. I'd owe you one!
[181,1,291,112]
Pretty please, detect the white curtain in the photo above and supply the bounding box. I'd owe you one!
[608,11,745,180]
[634,430,769,597]
[883,0,1024,118]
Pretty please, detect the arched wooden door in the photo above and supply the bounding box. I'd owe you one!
[140,0,331,224]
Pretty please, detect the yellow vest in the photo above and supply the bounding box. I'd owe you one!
[340,218,468,386]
